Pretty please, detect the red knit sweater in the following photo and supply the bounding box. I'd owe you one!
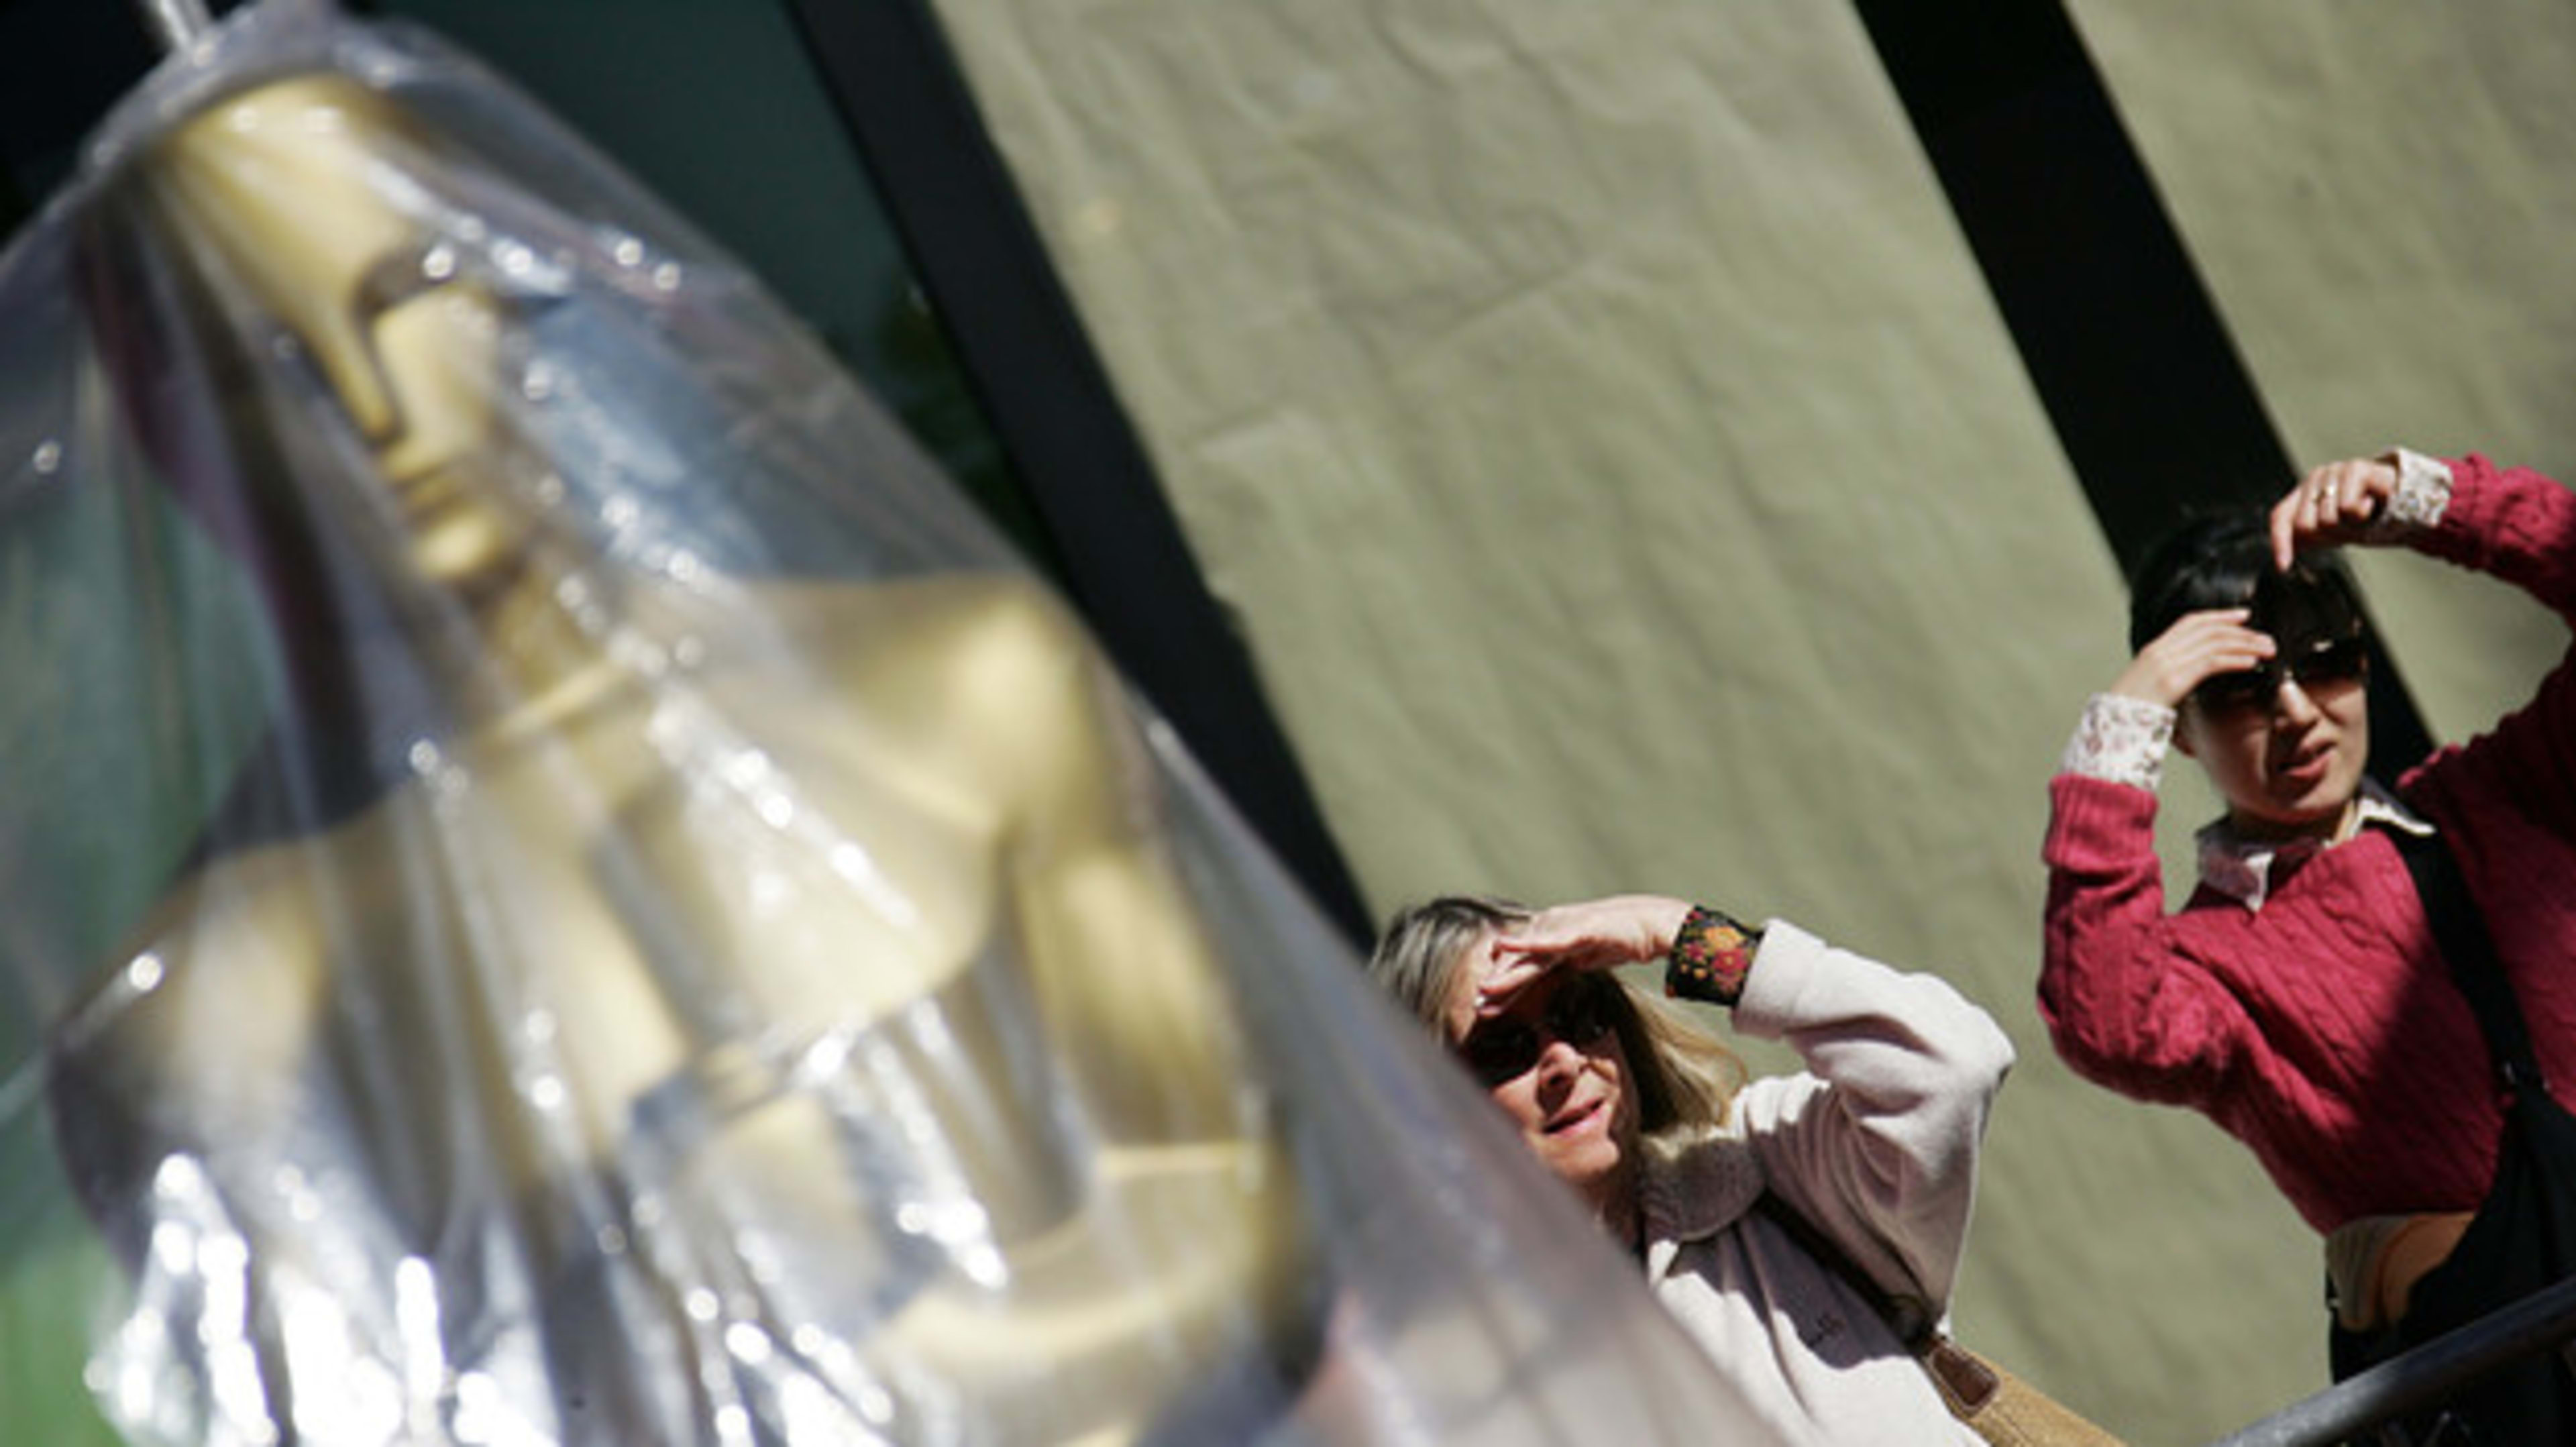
[2041,454,2576,1234]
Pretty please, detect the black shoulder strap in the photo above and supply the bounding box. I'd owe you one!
[2392,826,2542,1098]
[1751,1193,1934,1350]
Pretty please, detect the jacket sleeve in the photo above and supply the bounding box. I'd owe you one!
[2400,455,2576,822]
[2412,454,2576,620]
[2038,773,2260,1108]
[1729,920,2015,1316]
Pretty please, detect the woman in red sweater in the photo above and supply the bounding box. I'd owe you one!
[2040,450,2576,1405]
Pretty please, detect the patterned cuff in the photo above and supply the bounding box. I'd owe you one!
[2375,447,2453,537]
[1666,904,1763,1006]
[2060,692,2173,791]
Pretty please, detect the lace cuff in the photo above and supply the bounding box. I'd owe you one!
[2059,693,2173,791]
[2374,447,2453,537]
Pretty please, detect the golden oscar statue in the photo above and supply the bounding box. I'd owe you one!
[47,63,1307,1445]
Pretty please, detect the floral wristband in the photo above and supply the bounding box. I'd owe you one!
[1666,904,1762,1006]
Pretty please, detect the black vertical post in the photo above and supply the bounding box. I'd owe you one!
[0,0,168,225]
[781,0,1371,941]
[1853,0,2432,770]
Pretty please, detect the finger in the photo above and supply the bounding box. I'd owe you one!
[2167,625,2274,695]
[2200,644,2274,682]
[2270,490,2304,570]
[1491,931,1620,967]
[2318,462,2371,531]
[2189,623,2272,660]
[1494,937,1607,968]
[2206,620,2275,657]
[1473,959,1545,1013]
[2168,612,2269,660]
[1493,921,1619,959]
[2341,461,2389,523]
[1486,933,1573,969]
[1491,913,1588,952]
[2279,460,2385,564]
[2121,609,2261,706]
[2177,606,2256,634]
[2279,483,2334,568]
[2169,607,2257,638]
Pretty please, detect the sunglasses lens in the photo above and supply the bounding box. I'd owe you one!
[2193,669,2273,715]
[1455,980,1617,1087]
[2194,635,2367,716]
[1548,979,1615,1047]
[1458,1022,1537,1087]
[2294,636,2368,686]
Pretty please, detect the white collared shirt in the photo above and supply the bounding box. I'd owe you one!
[2192,780,2435,912]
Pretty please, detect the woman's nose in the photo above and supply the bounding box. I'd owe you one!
[2271,675,2324,723]
[1532,1034,1587,1082]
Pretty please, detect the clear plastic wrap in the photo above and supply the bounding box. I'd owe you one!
[0,2,1760,1442]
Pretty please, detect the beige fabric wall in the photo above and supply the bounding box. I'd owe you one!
[929,2,2576,1439]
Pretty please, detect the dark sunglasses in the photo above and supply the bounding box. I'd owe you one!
[1453,977,1619,1089]
[2192,634,2369,717]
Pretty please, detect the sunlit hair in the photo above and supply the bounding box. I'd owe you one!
[1364,895,1747,1139]
[2127,507,2367,655]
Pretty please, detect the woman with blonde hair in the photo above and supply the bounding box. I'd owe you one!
[1367,892,2017,1444]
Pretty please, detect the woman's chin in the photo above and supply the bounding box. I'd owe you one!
[1540,1126,1633,1201]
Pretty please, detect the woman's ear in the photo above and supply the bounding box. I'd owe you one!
[2172,710,2201,760]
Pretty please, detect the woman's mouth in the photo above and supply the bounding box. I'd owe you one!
[1546,1097,1607,1136]
[2274,740,2336,788]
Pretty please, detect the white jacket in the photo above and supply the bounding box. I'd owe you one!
[1638,920,2015,1444]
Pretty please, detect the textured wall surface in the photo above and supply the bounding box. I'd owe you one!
[2072,1,2576,745]
[935,1,2576,1438]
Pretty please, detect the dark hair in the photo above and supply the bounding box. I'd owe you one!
[2127,508,2367,654]
[1365,895,1743,1139]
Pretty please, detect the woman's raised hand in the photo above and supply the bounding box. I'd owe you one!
[1479,894,1694,1012]
[2272,456,2399,569]
[2108,608,2275,709]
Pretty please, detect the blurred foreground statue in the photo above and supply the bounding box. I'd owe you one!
[0,3,1761,1442]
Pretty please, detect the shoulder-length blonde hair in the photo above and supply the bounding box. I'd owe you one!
[1364,895,1747,1140]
